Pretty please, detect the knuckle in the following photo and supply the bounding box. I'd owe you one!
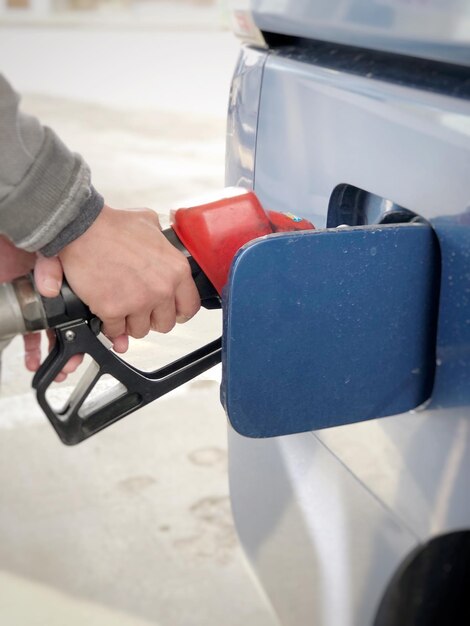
[172,253,189,272]
[178,299,200,320]
[129,327,149,340]
[158,321,174,334]
[93,291,122,320]
[177,259,192,280]
[133,291,150,312]
[190,300,201,316]
[98,303,120,321]
[141,208,160,225]
[153,282,173,303]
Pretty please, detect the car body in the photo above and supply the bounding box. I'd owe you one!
[223,2,470,624]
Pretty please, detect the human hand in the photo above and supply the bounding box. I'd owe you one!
[56,205,200,346]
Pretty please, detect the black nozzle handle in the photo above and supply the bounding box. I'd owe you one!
[33,318,222,445]
[25,225,223,444]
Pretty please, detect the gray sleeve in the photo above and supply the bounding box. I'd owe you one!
[0,74,103,256]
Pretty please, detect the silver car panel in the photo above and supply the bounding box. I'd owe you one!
[226,47,470,625]
[250,0,470,65]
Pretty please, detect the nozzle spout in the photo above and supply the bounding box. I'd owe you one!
[0,282,26,340]
[0,275,48,341]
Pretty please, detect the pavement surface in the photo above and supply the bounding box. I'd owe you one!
[0,17,280,626]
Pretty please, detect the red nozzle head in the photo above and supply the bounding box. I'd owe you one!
[171,189,314,295]
[267,210,315,233]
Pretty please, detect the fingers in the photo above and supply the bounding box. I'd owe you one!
[34,254,63,298]
[23,331,84,381]
[102,316,127,342]
[84,316,129,353]
[107,262,199,338]
[175,272,201,323]
[112,334,129,354]
[150,295,178,334]
[23,333,41,371]
[24,330,69,381]
[53,354,85,384]
[123,264,199,337]
[126,311,156,338]
[61,354,85,375]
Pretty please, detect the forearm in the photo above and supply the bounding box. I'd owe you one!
[0,76,200,348]
[0,74,103,255]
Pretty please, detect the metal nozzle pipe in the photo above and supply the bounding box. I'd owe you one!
[0,282,26,340]
[0,276,48,341]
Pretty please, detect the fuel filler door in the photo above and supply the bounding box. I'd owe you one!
[221,223,440,437]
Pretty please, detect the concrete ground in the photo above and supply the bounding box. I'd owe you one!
[0,15,280,626]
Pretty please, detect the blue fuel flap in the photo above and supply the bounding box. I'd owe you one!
[221,223,440,438]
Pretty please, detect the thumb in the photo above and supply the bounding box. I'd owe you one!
[34,254,63,298]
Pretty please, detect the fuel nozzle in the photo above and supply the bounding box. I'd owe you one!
[0,189,316,445]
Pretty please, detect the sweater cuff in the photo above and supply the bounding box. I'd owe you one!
[40,186,104,257]
[1,127,100,252]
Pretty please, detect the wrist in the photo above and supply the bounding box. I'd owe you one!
[60,204,114,253]
[40,187,105,258]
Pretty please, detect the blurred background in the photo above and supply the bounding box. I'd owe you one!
[1,0,226,21]
[0,3,279,625]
